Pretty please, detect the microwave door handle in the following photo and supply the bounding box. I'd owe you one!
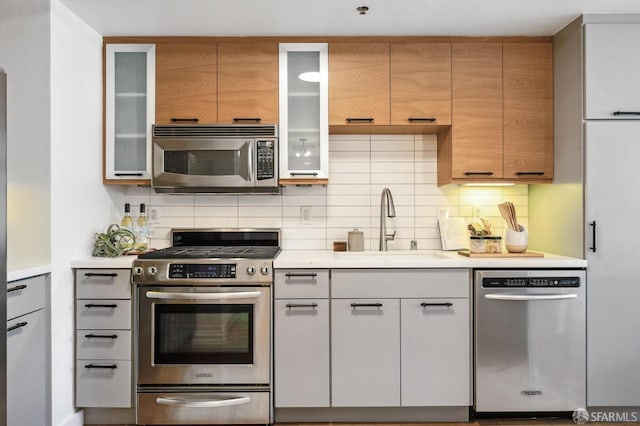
[156,396,251,408]
[145,290,262,300]
[246,141,253,182]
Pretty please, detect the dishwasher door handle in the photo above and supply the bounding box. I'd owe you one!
[485,293,578,301]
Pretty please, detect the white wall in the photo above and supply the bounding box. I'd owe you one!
[124,134,528,251]
[51,2,123,425]
[0,0,52,269]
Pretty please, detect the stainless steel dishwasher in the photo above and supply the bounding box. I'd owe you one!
[475,269,586,412]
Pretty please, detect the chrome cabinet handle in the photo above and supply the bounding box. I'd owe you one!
[146,290,262,300]
[485,294,578,301]
[156,396,251,408]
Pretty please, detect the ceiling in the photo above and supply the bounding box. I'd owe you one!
[60,0,640,37]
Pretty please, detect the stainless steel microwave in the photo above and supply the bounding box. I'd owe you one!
[152,124,279,194]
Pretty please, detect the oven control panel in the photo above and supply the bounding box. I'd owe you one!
[169,263,237,279]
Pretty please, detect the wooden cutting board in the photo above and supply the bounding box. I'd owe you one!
[458,250,544,258]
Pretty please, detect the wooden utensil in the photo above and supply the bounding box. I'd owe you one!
[498,201,519,231]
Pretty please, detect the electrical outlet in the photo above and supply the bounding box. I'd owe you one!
[149,207,159,224]
[300,206,312,224]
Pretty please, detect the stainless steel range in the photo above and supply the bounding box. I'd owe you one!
[132,229,280,425]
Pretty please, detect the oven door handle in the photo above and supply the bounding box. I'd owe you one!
[156,395,251,408]
[145,290,262,300]
[484,293,578,301]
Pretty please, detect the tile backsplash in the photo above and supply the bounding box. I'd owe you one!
[123,134,528,251]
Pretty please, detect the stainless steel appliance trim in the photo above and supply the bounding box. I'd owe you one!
[156,395,250,408]
[153,124,277,138]
[484,293,578,301]
[145,290,262,300]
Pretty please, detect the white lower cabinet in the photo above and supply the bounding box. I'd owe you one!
[75,268,133,408]
[274,299,330,407]
[401,298,470,406]
[274,267,471,411]
[331,298,400,407]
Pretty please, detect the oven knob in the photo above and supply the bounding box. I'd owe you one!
[260,265,270,275]
[147,266,158,276]
[133,266,144,276]
[246,266,256,275]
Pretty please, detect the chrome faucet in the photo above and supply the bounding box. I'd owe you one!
[379,187,396,251]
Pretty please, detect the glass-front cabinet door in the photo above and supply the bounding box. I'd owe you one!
[278,43,328,184]
[105,44,155,182]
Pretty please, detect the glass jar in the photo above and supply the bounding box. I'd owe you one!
[469,235,502,253]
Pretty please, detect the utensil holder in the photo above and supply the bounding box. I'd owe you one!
[505,225,528,253]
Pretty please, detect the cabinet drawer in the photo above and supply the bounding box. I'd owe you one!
[331,269,470,298]
[76,330,131,360]
[76,269,131,299]
[274,269,329,299]
[76,360,131,407]
[76,299,131,329]
[7,275,46,320]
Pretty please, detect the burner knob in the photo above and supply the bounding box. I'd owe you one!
[133,266,144,276]
[260,265,270,275]
[147,266,158,276]
[246,266,256,276]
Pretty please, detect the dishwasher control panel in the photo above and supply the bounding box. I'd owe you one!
[483,277,581,287]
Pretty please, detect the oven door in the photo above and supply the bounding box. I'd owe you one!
[152,138,255,189]
[137,286,270,386]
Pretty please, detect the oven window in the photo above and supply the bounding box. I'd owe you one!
[164,150,240,176]
[154,304,253,364]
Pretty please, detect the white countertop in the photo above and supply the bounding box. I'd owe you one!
[70,256,137,269]
[8,264,52,282]
[273,249,587,269]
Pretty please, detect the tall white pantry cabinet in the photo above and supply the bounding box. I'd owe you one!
[535,15,640,407]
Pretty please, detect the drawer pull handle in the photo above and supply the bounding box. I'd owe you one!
[286,303,318,309]
[85,334,118,339]
[464,171,494,176]
[114,173,143,177]
[515,172,545,176]
[7,284,27,293]
[233,117,262,123]
[421,302,453,308]
[84,303,118,309]
[170,118,199,122]
[590,221,597,253]
[346,117,374,123]
[7,321,28,332]
[351,303,382,309]
[84,363,117,369]
[84,272,118,277]
[613,111,640,116]
[156,395,250,408]
[285,273,317,278]
[408,117,436,122]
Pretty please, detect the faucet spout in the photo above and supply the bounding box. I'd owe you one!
[379,188,396,251]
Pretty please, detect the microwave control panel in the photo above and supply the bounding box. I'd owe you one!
[256,140,275,180]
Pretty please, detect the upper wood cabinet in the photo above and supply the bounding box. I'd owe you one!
[503,43,553,180]
[155,41,217,125]
[390,43,452,126]
[450,43,503,180]
[217,42,279,124]
[329,43,390,126]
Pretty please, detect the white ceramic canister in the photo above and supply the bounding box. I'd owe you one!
[348,228,364,251]
[505,225,528,253]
